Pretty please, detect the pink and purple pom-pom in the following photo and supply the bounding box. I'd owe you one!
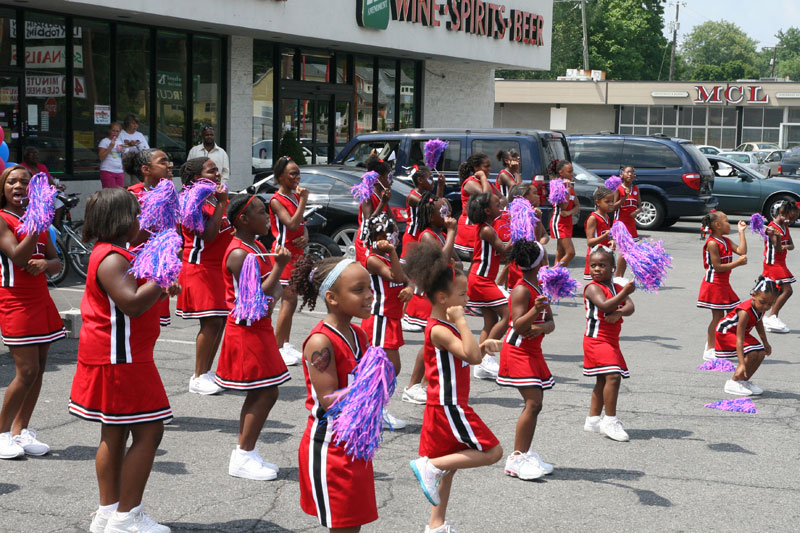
[697,358,736,372]
[705,398,757,414]
[604,175,622,191]
[325,346,397,461]
[232,254,274,322]
[548,178,568,205]
[139,179,179,232]
[179,179,219,234]
[424,139,449,169]
[749,213,767,241]
[507,198,540,242]
[350,171,380,203]
[18,172,56,236]
[610,221,672,292]
[128,229,182,288]
[537,265,580,301]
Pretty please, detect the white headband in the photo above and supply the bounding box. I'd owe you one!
[519,241,546,270]
[319,259,355,296]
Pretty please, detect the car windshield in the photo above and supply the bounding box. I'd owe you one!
[571,162,604,184]
[724,153,751,164]
[757,143,779,150]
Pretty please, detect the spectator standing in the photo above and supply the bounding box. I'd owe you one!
[20,147,51,179]
[188,126,230,184]
[97,122,125,188]
[118,115,150,187]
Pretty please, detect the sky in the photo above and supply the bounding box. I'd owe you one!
[661,0,799,48]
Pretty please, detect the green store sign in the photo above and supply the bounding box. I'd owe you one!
[356,0,390,29]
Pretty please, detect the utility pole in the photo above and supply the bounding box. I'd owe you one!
[668,1,685,81]
[580,0,590,71]
[763,45,784,78]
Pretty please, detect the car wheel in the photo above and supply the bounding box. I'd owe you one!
[305,233,343,261]
[764,194,797,220]
[635,196,666,230]
[331,224,359,258]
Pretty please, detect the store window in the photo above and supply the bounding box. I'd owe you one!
[192,35,222,143]
[377,59,396,132]
[399,61,415,129]
[300,49,332,83]
[253,40,274,171]
[354,57,373,135]
[0,9,16,67]
[116,25,151,142]
[156,31,187,167]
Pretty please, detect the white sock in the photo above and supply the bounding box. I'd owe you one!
[604,415,618,422]
[586,415,601,422]
[236,445,255,456]
[98,502,118,514]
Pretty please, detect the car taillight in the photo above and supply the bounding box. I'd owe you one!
[391,207,409,223]
[778,165,782,174]
[682,172,701,190]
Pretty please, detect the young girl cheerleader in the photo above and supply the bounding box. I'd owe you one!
[761,201,799,333]
[583,187,615,280]
[0,166,65,459]
[269,156,309,365]
[583,246,635,443]
[176,157,233,396]
[355,155,394,265]
[495,148,521,199]
[549,160,580,267]
[123,149,174,327]
[68,188,176,532]
[611,166,641,276]
[499,183,549,292]
[496,239,555,480]
[290,255,379,532]
[715,276,778,396]
[361,213,411,429]
[697,211,747,361]
[216,195,292,480]
[401,163,445,258]
[454,153,493,257]
[404,242,502,533]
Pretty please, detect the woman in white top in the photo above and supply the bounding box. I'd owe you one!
[97,122,125,188]
[117,114,150,155]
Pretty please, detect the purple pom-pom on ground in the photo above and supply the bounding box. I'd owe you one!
[128,229,182,288]
[179,179,218,234]
[537,265,580,301]
[424,139,449,169]
[232,254,274,322]
[351,171,380,203]
[18,172,57,236]
[705,398,757,414]
[548,178,568,205]
[749,213,767,241]
[604,175,622,191]
[697,359,736,372]
[139,179,179,232]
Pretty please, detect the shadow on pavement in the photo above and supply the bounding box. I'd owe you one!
[0,483,19,495]
[168,519,294,532]
[152,460,189,474]
[555,467,673,507]
[166,416,295,440]
[625,428,700,441]
[619,335,679,350]
[707,442,755,455]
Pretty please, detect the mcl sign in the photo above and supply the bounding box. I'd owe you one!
[694,85,769,105]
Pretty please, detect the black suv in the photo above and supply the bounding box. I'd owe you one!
[567,134,716,229]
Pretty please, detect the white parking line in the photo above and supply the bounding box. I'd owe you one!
[156,339,195,345]
[50,287,85,293]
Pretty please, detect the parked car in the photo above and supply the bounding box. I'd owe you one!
[697,145,721,155]
[247,165,411,258]
[567,134,716,229]
[735,142,780,153]
[757,149,786,177]
[719,152,771,176]
[706,155,800,218]
[777,149,800,177]
[252,140,318,172]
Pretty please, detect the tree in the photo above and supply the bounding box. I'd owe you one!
[773,27,800,80]
[277,130,307,166]
[680,20,760,81]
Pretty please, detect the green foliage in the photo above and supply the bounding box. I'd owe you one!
[277,130,307,166]
[773,27,800,80]
[679,20,760,81]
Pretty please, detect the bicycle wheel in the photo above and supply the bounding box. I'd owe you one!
[66,223,92,279]
[46,236,70,286]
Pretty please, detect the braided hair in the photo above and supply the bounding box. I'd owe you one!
[122,148,157,179]
[751,275,781,295]
[179,157,210,186]
[290,255,350,312]
[365,212,397,247]
[417,191,439,232]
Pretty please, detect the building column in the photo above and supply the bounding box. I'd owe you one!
[423,60,495,129]
[227,35,253,191]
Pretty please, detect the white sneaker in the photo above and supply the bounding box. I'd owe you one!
[188,373,223,395]
[13,428,49,456]
[0,432,24,459]
[401,318,423,332]
[724,379,753,396]
[703,348,717,361]
[744,380,763,396]
[583,416,601,433]
[246,447,280,473]
[89,506,115,533]
[410,456,444,506]
[104,505,170,532]
[526,450,554,475]
[382,408,406,430]
[473,355,499,380]
[504,452,546,481]
[600,416,630,442]
[228,449,278,480]
[764,315,789,333]
[425,521,459,532]
[280,343,303,366]
[401,383,427,405]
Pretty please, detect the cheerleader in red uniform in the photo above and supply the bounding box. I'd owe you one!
[290,255,379,531]
[0,166,65,460]
[548,160,580,267]
[495,148,521,199]
[68,188,177,532]
[216,195,292,481]
[454,153,493,256]
[583,187,615,280]
[401,163,444,259]
[404,242,502,533]
[715,276,778,396]
[761,201,799,333]
[697,211,748,360]
[176,157,233,396]
[123,149,174,327]
[583,247,635,443]
[611,166,641,276]
[500,183,549,291]
[269,156,309,366]
[355,155,394,265]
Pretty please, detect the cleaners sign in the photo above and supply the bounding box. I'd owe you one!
[356,0,544,46]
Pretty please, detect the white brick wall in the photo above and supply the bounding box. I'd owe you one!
[226,35,254,192]
[423,60,495,129]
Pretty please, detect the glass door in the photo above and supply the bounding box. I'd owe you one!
[0,74,23,164]
[280,97,333,165]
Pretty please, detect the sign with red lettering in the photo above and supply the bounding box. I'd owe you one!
[694,85,769,105]
[1,76,86,102]
[44,97,57,116]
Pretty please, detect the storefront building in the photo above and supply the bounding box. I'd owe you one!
[3,0,553,198]
[495,80,800,150]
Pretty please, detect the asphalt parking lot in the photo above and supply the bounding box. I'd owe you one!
[2,217,800,532]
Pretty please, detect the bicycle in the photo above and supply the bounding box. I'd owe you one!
[45,193,93,285]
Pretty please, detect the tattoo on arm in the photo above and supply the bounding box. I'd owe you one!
[310,347,332,372]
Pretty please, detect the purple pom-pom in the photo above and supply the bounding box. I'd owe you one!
[18,173,57,236]
[232,254,274,322]
[605,175,622,191]
[128,229,182,288]
[351,171,380,203]
[507,198,540,242]
[424,139,449,169]
[749,213,767,241]
[324,346,397,461]
[548,178,568,205]
[705,398,757,414]
[537,265,580,301]
[179,179,218,234]
[610,221,672,292]
[139,179,179,232]
[697,358,736,372]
